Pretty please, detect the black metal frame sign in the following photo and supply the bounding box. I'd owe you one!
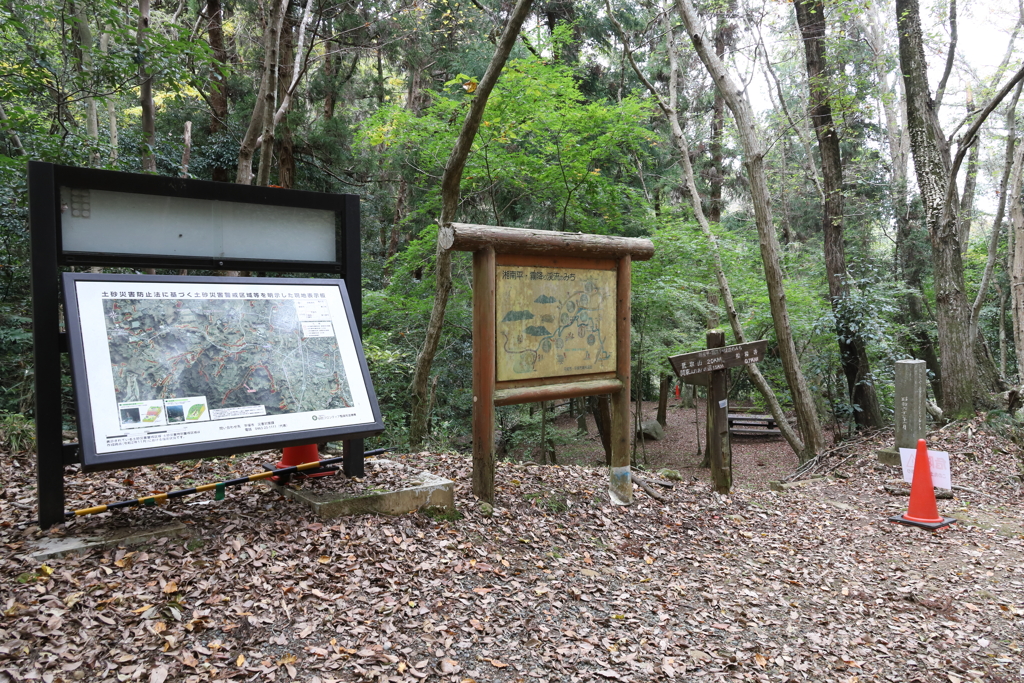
[29,161,369,528]
[62,274,383,472]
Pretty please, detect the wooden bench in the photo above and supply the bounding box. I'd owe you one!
[727,412,783,437]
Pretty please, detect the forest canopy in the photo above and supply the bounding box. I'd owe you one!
[2,0,1023,461]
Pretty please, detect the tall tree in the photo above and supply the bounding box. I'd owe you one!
[236,0,288,184]
[675,0,825,460]
[604,1,805,455]
[793,0,882,427]
[204,0,230,181]
[896,0,1024,416]
[407,0,536,450]
[138,0,157,172]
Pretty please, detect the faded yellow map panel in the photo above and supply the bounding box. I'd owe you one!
[495,265,616,381]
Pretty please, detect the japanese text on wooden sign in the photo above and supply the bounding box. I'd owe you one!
[668,340,768,378]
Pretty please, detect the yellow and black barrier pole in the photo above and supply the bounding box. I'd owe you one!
[65,447,391,519]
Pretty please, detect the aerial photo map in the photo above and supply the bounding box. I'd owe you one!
[103,292,352,429]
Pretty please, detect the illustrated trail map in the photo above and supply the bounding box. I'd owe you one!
[495,264,616,381]
[104,294,352,430]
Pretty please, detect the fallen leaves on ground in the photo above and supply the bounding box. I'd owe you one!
[1,419,1022,682]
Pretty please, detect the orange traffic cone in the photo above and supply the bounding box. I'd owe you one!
[889,439,956,530]
[272,444,335,482]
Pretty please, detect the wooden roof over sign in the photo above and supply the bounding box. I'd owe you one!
[442,223,655,260]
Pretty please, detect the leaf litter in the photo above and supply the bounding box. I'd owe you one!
[1,418,1023,682]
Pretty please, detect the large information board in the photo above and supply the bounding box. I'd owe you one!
[63,274,382,471]
[495,260,617,381]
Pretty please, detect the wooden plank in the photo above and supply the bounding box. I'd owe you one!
[669,339,768,378]
[448,223,655,261]
[609,256,632,505]
[730,427,782,436]
[679,371,710,387]
[492,378,624,406]
[495,370,617,392]
[496,254,617,270]
[472,247,496,503]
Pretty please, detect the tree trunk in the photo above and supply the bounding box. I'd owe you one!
[865,2,944,399]
[540,400,547,464]
[100,32,118,164]
[970,82,1021,387]
[72,2,99,166]
[180,120,191,177]
[896,0,975,419]
[958,94,980,253]
[708,14,726,223]
[138,0,157,172]
[794,0,882,428]
[236,0,287,184]
[606,5,804,455]
[323,28,338,120]
[407,0,535,450]
[276,6,297,189]
[205,0,230,181]
[1009,139,1024,383]
[592,395,613,466]
[656,375,669,428]
[675,0,824,460]
[997,283,1008,379]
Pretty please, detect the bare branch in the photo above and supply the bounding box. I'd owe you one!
[934,0,957,111]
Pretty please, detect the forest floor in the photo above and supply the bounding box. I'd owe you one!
[2,406,1024,683]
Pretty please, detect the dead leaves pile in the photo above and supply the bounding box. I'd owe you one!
[1,423,1023,683]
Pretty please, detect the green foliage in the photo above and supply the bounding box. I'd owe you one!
[497,403,576,463]
[357,56,657,237]
[0,412,35,454]
[0,0,1012,454]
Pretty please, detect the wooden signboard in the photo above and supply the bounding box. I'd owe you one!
[669,339,767,380]
[447,223,653,506]
[668,337,768,494]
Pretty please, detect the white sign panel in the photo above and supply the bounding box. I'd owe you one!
[899,447,952,490]
[60,188,336,263]
[64,275,381,468]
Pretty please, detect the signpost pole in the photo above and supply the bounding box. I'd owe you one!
[342,194,365,478]
[472,246,497,503]
[706,330,732,494]
[609,256,633,505]
[29,162,67,529]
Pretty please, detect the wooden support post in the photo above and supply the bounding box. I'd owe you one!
[472,246,496,502]
[609,255,633,505]
[706,330,732,493]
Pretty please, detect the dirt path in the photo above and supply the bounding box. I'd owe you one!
[550,397,799,489]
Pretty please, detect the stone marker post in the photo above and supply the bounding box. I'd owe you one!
[878,359,927,466]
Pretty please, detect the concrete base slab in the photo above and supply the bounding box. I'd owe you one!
[26,522,190,562]
[269,459,454,520]
[876,448,901,467]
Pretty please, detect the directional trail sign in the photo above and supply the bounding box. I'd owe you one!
[667,337,767,494]
[669,340,767,382]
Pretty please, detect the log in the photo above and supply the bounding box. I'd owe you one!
[493,378,623,407]
[448,223,654,260]
[632,474,667,502]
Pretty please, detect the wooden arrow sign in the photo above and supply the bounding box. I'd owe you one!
[669,339,768,383]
